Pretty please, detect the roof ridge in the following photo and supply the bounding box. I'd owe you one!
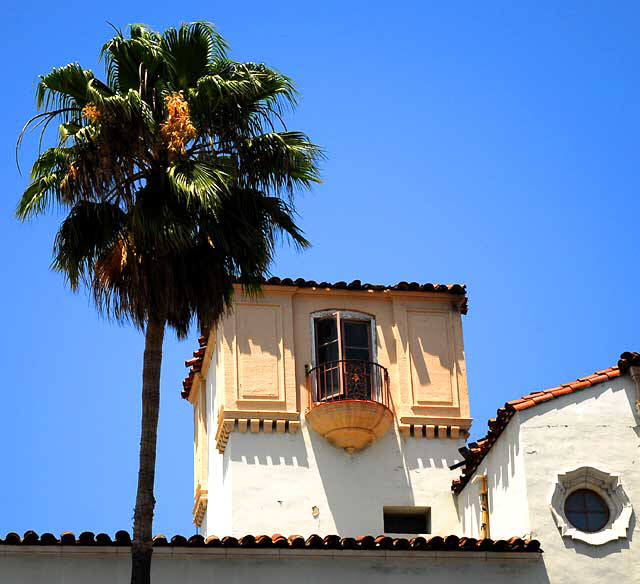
[234,276,467,296]
[452,354,633,494]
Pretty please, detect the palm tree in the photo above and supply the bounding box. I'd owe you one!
[17,22,321,583]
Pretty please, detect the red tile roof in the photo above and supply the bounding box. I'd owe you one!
[504,366,620,412]
[452,353,635,494]
[182,334,208,400]
[181,277,468,399]
[246,276,467,301]
[0,531,541,553]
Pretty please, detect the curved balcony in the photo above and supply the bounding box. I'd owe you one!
[305,360,393,454]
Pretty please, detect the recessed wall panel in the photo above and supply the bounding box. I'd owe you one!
[408,311,455,405]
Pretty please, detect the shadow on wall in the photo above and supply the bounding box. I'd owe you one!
[532,559,553,584]
[457,422,520,536]
[402,440,458,471]
[560,512,636,559]
[228,431,309,468]
[308,427,414,535]
[493,422,518,497]
[393,309,465,403]
[236,324,280,358]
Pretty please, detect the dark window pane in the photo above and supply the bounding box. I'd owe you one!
[317,317,338,345]
[343,321,369,348]
[325,368,339,394]
[345,347,370,361]
[567,512,589,531]
[317,364,340,399]
[564,490,609,533]
[383,507,430,534]
[330,368,339,388]
[318,341,339,364]
[584,493,608,512]
[565,493,584,512]
[586,512,607,532]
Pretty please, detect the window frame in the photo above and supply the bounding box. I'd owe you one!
[550,466,633,546]
[310,309,378,368]
[383,506,431,535]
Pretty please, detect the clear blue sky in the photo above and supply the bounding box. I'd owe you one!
[2,1,638,538]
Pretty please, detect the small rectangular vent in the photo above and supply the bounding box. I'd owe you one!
[383,506,430,534]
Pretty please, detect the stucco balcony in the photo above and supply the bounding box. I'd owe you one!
[305,360,393,453]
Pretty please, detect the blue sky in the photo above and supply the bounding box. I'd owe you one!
[1,1,639,538]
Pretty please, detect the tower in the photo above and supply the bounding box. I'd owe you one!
[182,278,470,537]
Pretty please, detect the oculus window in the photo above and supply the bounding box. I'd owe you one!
[564,489,609,533]
[550,467,632,545]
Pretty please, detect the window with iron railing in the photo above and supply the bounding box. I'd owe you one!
[307,311,388,405]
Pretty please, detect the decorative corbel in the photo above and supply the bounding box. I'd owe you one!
[192,483,208,527]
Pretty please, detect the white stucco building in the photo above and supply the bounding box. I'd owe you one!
[2,278,638,583]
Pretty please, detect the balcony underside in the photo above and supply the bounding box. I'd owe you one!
[305,399,393,454]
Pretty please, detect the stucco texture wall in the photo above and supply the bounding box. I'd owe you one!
[0,552,548,584]
[519,377,639,584]
[204,425,465,538]
[457,415,531,540]
[458,375,639,584]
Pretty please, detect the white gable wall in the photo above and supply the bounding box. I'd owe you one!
[456,413,531,539]
[457,374,639,584]
[519,376,639,584]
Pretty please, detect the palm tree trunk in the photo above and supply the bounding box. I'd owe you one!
[131,315,165,584]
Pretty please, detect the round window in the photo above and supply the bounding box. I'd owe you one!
[564,489,610,533]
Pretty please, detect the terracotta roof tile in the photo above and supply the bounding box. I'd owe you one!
[509,365,621,412]
[252,277,467,299]
[288,535,305,548]
[153,535,169,546]
[512,400,535,411]
[549,387,573,397]
[452,354,632,494]
[565,380,591,390]
[204,535,221,546]
[41,533,59,545]
[0,531,541,553]
[531,393,555,404]
[170,535,188,546]
[273,534,288,548]
[189,535,205,547]
[340,536,358,549]
[22,531,38,545]
[181,330,209,400]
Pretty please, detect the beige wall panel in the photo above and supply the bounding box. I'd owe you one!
[235,304,282,400]
[407,311,457,406]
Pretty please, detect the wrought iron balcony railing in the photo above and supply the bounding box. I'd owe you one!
[306,360,390,408]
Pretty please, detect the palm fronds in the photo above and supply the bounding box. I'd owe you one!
[17,20,322,338]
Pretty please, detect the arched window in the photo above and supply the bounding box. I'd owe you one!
[310,310,377,401]
[311,310,376,364]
